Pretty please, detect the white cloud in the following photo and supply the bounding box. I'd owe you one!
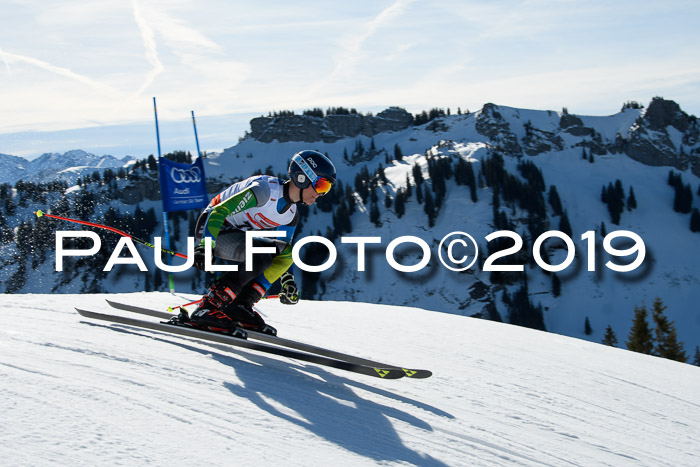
[303,0,415,98]
[127,0,165,101]
[0,49,120,97]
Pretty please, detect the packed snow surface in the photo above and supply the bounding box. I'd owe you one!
[1,292,699,466]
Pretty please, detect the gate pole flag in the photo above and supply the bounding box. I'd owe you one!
[158,155,208,212]
[157,109,209,213]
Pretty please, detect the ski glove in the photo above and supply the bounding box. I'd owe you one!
[279,271,299,305]
[193,244,206,271]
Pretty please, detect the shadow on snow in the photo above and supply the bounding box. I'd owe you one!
[86,321,453,466]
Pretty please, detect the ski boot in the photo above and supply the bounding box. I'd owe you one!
[186,281,247,339]
[223,283,277,336]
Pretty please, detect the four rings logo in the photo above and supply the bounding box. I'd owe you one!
[171,167,202,184]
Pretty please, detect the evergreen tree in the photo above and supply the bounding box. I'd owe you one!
[354,139,365,158]
[559,210,573,237]
[376,164,388,185]
[354,166,371,203]
[394,189,406,218]
[517,160,545,192]
[690,208,700,233]
[4,196,16,217]
[627,186,637,210]
[369,202,381,227]
[507,280,546,331]
[454,158,468,185]
[626,304,654,354]
[602,325,618,347]
[332,201,352,234]
[669,172,693,213]
[584,316,592,335]
[384,193,393,209]
[673,183,693,213]
[394,143,404,161]
[423,186,436,227]
[6,257,27,293]
[667,170,678,187]
[147,154,157,171]
[466,161,477,202]
[412,162,424,187]
[693,346,700,367]
[428,158,447,206]
[605,181,624,225]
[651,298,687,362]
[614,179,625,204]
[370,184,379,204]
[52,197,72,218]
[548,185,563,216]
[345,185,356,215]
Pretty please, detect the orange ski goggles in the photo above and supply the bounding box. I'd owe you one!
[312,177,333,195]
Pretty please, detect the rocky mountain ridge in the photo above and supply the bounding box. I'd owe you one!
[242,98,699,177]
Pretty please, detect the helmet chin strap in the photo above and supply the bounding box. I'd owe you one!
[288,181,306,204]
[302,186,311,205]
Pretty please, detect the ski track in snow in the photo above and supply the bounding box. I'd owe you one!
[1,292,699,466]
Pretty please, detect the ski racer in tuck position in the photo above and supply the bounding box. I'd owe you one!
[187,150,336,337]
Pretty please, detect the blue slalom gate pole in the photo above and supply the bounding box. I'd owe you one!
[153,97,175,293]
[191,110,203,158]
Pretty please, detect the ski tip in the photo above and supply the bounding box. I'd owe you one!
[35,210,44,218]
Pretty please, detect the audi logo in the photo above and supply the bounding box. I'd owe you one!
[171,167,202,184]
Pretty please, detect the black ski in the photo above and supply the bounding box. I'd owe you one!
[76,308,406,380]
[105,299,432,379]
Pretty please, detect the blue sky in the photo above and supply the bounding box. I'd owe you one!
[1,0,699,158]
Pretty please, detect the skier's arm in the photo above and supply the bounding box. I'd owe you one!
[251,222,297,292]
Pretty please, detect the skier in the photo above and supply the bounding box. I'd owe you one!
[187,150,336,337]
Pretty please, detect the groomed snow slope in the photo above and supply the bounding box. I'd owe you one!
[1,293,699,466]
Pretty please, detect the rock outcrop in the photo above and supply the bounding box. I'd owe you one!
[249,107,414,143]
[626,97,698,174]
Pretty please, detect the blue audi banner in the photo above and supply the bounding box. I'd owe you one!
[158,156,209,212]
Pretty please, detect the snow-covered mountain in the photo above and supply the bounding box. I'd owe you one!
[2,98,699,359]
[0,149,133,185]
[192,98,700,353]
[1,292,699,465]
